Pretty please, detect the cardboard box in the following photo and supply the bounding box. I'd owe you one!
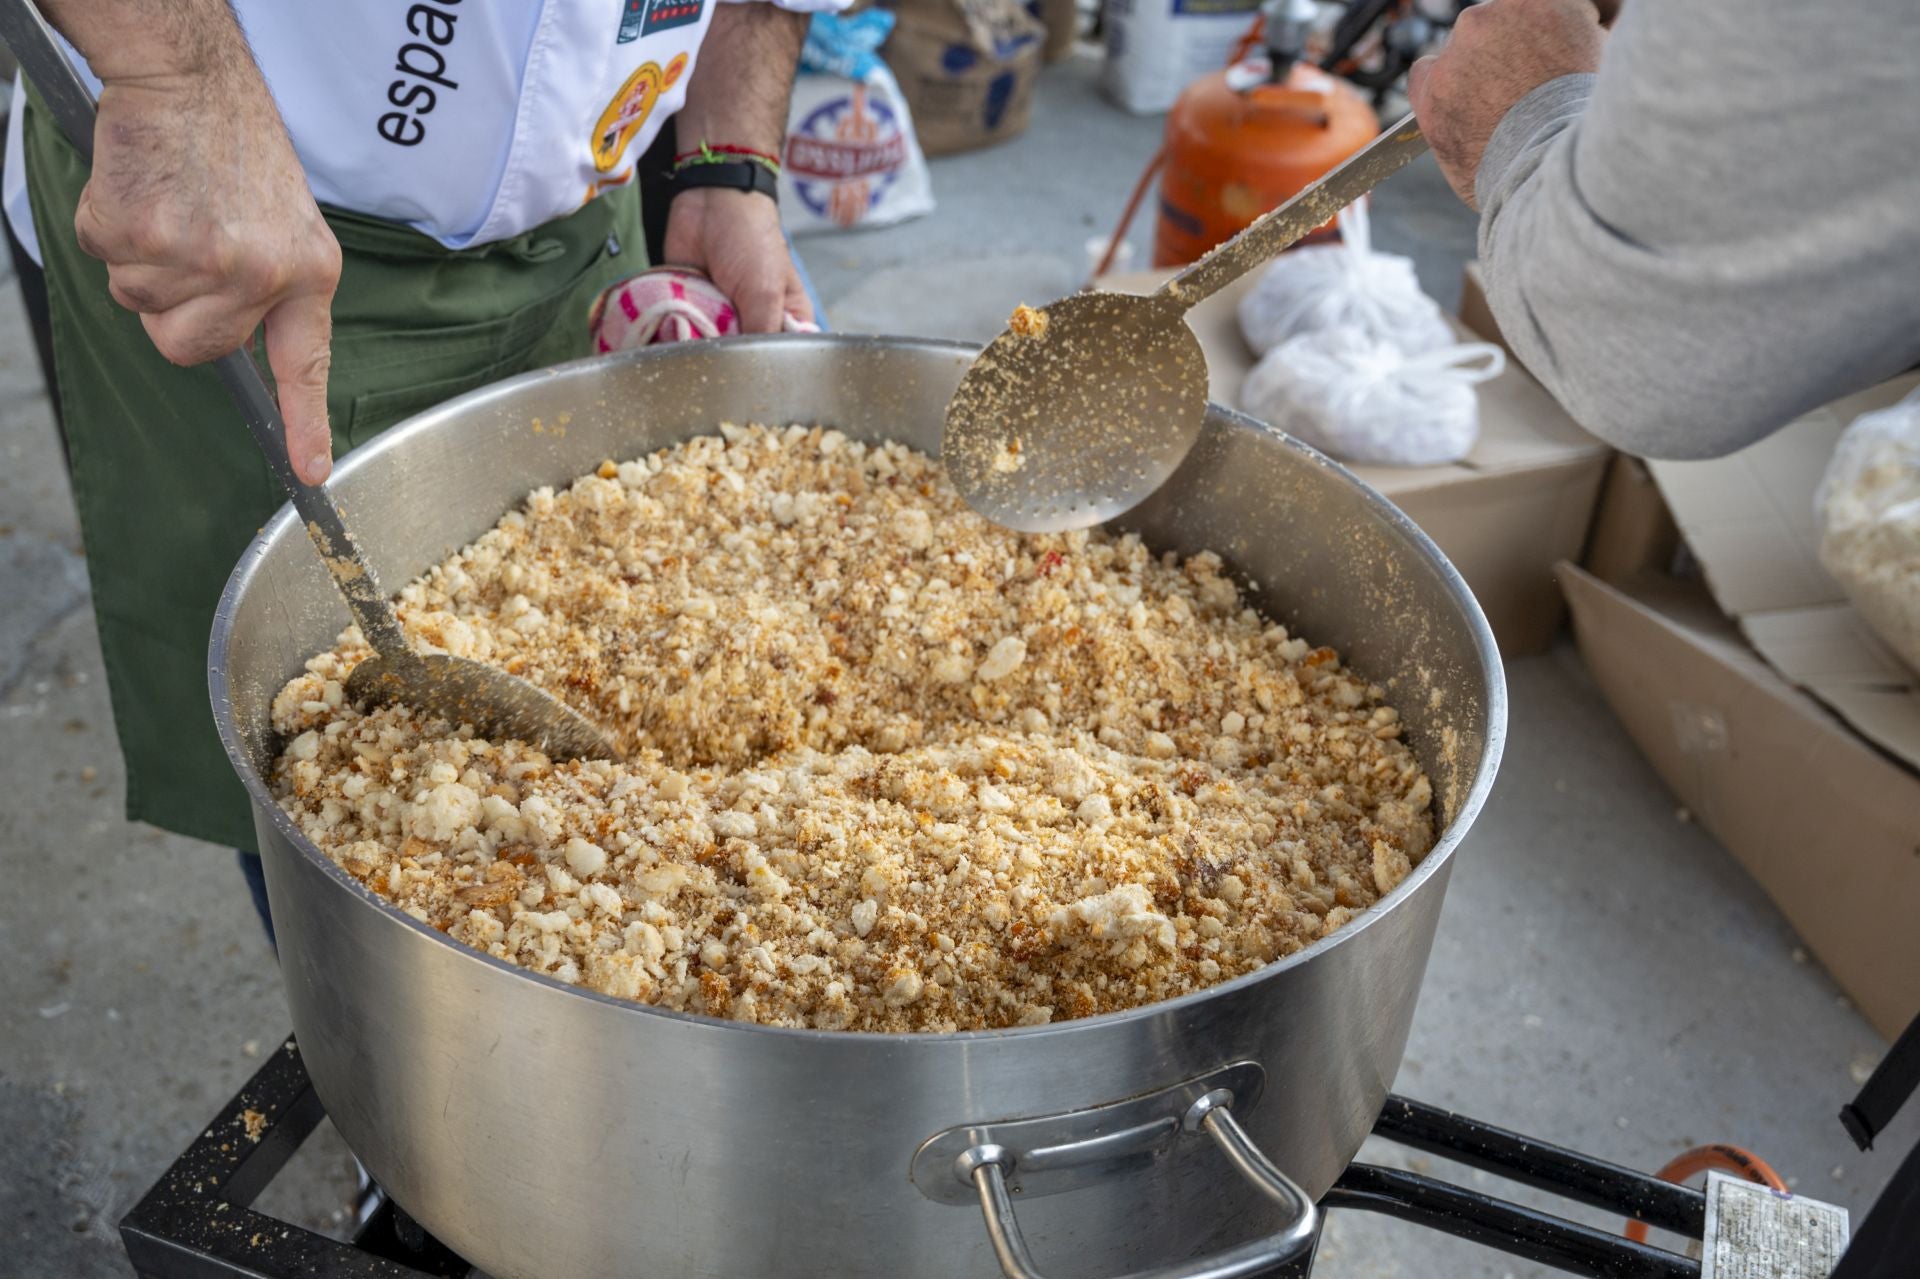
[1562,562,1920,1039]
[882,0,1044,155]
[1464,257,1920,1034]
[1645,374,1920,774]
[1100,266,1612,656]
[1583,454,1680,585]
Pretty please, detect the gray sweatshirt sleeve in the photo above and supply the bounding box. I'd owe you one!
[1473,0,1920,460]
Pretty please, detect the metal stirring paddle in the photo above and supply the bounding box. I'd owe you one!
[944,114,1430,533]
[0,0,622,761]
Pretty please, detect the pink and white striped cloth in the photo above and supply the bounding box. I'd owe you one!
[590,266,817,352]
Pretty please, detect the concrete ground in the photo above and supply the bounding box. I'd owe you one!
[3,49,1914,1279]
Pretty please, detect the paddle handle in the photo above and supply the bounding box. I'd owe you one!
[209,360,414,661]
[0,0,413,660]
[1158,114,1430,311]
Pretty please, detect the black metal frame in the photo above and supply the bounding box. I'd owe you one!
[120,1037,1736,1279]
[119,1039,468,1279]
[1830,1009,1920,1279]
[1318,0,1475,105]
[1331,1098,1703,1279]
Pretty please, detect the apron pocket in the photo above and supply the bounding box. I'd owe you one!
[338,292,584,449]
[329,185,643,451]
[344,358,524,447]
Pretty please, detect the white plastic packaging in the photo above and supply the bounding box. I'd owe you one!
[779,12,935,235]
[1236,203,1454,358]
[1816,386,1920,676]
[1101,0,1262,115]
[1239,326,1505,467]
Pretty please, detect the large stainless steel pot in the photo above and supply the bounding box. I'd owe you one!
[211,337,1505,1279]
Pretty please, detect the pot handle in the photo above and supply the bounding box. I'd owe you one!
[963,1089,1318,1279]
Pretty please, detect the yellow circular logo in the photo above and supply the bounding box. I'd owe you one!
[593,53,689,174]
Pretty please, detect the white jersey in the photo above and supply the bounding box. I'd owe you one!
[5,0,838,261]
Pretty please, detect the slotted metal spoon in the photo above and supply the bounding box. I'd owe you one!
[944,114,1430,533]
[0,0,621,760]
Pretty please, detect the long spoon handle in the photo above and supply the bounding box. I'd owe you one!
[1157,113,1429,311]
[0,0,414,660]
[208,360,414,660]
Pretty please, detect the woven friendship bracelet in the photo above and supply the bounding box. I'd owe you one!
[673,140,782,177]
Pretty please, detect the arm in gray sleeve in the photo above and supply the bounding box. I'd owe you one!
[1473,0,1920,460]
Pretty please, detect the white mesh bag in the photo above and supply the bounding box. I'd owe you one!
[1236,202,1454,358]
[1239,325,1505,467]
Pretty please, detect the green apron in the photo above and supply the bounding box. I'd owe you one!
[20,86,649,853]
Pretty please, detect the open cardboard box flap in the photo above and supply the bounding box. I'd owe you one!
[1561,562,1920,1039]
[1643,373,1920,771]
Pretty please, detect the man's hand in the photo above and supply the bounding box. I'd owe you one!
[663,0,810,333]
[663,187,811,332]
[1407,0,1605,208]
[47,1,342,483]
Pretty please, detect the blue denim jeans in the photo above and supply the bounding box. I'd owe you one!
[237,850,276,952]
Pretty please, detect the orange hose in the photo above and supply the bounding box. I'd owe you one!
[1623,1144,1788,1244]
[1226,11,1266,65]
[1087,148,1165,285]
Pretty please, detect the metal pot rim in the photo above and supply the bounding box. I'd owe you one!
[209,333,1507,1048]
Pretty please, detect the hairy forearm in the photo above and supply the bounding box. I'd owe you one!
[36,0,342,482]
[675,1,806,154]
[662,2,812,331]
[38,0,252,81]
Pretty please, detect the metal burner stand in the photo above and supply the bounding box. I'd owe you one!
[118,1036,1778,1279]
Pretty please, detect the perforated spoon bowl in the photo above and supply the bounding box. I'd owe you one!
[943,114,1430,533]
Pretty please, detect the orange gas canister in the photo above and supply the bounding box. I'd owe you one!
[1153,62,1379,268]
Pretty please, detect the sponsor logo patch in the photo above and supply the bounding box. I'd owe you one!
[592,52,689,173]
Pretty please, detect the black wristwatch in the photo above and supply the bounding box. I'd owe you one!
[670,160,779,204]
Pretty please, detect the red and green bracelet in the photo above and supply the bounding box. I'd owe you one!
[673,141,781,177]
[669,140,782,202]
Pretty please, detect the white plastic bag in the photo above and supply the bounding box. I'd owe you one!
[1239,326,1505,467]
[1101,0,1261,115]
[780,12,935,235]
[1236,203,1453,358]
[1816,386,1920,676]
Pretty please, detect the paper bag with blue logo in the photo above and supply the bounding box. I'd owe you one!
[780,11,937,234]
[882,0,1044,155]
